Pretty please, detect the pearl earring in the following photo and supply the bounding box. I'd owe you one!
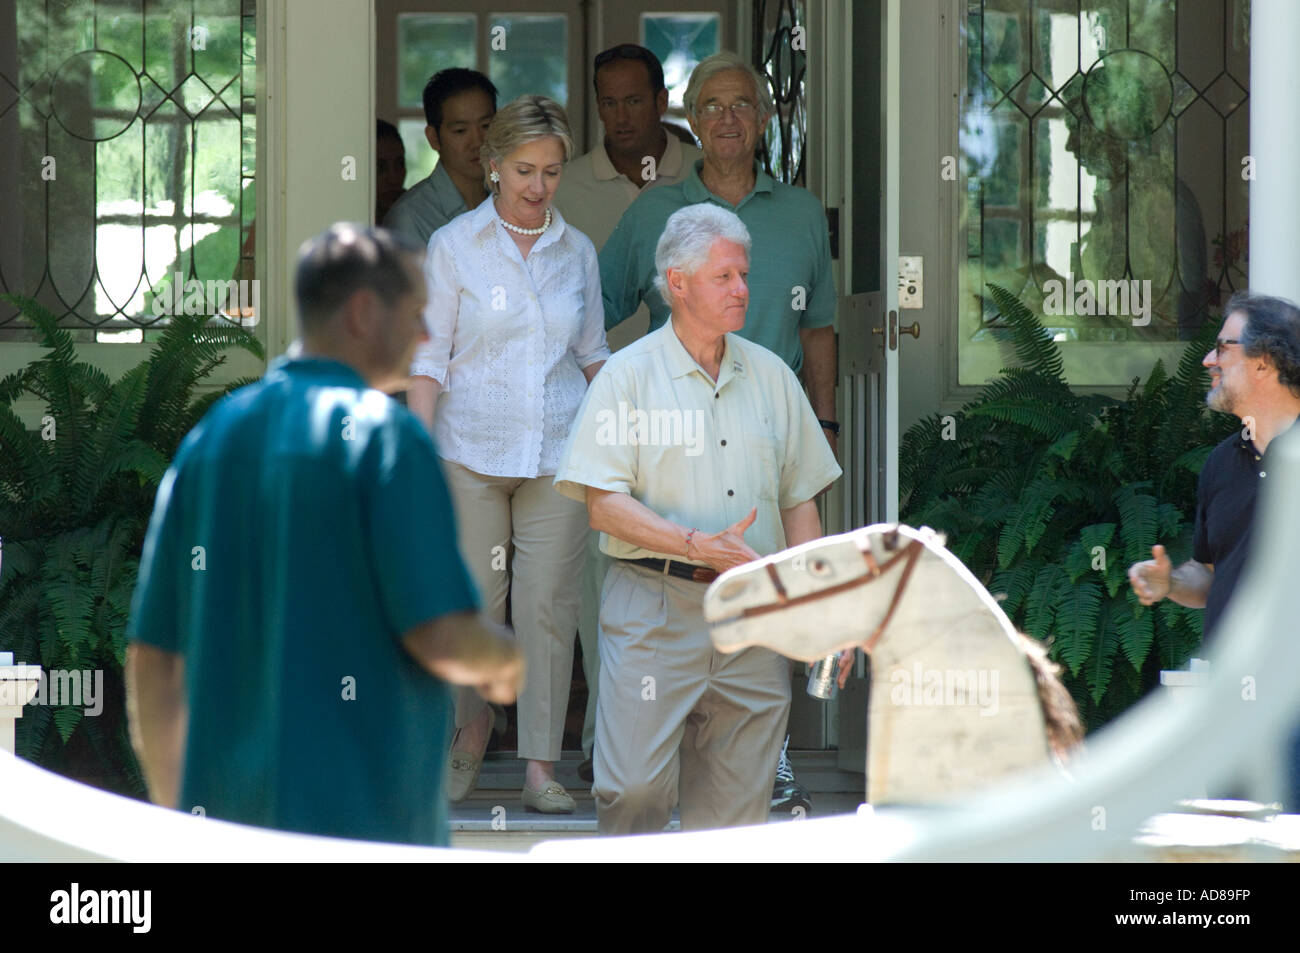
[489,169,500,183]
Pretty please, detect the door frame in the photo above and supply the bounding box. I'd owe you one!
[258,0,375,361]
[789,0,899,755]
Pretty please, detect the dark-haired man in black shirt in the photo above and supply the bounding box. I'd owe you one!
[1128,291,1300,806]
[1128,293,1300,640]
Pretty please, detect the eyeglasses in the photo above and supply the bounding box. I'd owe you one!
[698,100,757,121]
[1213,338,1240,359]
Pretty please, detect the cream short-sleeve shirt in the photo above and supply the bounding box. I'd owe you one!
[555,320,842,561]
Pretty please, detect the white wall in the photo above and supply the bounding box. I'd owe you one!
[259,0,375,359]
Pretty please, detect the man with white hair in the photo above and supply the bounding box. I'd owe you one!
[599,51,840,810]
[555,204,841,833]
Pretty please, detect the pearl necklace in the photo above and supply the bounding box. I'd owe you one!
[499,207,552,236]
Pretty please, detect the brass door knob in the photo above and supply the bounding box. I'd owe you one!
[900,321,920,339]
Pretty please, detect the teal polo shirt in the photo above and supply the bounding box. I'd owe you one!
[127,355,478,847]
[599,159,836,373]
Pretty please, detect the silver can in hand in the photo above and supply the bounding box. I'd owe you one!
[807,653,839,700]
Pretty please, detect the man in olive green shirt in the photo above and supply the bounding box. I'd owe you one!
[556,205,840,833]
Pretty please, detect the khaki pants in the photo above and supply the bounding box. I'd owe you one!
[593,561,791,834]
[442,461,588,762]
[576,529,608,759]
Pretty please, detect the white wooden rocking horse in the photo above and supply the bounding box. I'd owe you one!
[703,523,1083,805]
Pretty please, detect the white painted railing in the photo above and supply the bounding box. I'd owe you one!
[3,429,1299,861]
[3,0,1296,861]
[0,654,40,756]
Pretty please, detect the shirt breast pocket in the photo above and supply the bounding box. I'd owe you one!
[742,432,781,503]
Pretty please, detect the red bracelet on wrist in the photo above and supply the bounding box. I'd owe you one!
[684,527,698,559]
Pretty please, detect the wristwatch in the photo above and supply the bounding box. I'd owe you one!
[818,419,841,436]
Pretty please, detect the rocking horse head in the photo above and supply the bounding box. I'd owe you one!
[703,524,1083,804]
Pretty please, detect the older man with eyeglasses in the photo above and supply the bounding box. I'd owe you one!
[598,51,841,812]
[600,53,838,438]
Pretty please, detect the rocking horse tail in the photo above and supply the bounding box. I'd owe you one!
[1014,631,1085,762]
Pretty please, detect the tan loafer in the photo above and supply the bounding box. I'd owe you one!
[446,707,493,803]
[446,750,483,803]
[522,781,576,814]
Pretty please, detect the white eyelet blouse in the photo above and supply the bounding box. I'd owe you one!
[410,199,611,478]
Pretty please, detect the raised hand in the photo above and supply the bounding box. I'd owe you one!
[1128,543,1173,606]
[689,506,762,573]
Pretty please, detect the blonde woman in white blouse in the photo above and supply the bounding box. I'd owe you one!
[408,96,609,814]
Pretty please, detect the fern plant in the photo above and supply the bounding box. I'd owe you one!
[901,284,1237,730]
[0,295,262,796]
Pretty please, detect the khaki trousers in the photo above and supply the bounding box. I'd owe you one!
[576,529,608,758]
[442,461,588,762]
[593,561,791,834]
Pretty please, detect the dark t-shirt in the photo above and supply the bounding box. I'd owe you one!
[1193,417,1298,643]
[127,356,478,846]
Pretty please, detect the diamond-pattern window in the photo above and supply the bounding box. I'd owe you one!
[1007,71,1053,118]
[0,0,257,339]
[959,0,1250,387]
[1202,72,1249,117]
[1058,72,1086,117]
[176,73,217,119]
[1169,72,1199,116]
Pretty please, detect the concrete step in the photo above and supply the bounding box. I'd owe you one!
[448,750,866,845]
[462,750,863,791]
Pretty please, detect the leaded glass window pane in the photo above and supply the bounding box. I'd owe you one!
[751,0,806,185]
[398,118,435,193]
[0,0,257,340]
[487,14,567,108]
[641,13,721,112]
[397,14,475,111]
[959,0,1250,385]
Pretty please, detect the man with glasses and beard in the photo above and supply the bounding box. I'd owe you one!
[1128,291,1300,810]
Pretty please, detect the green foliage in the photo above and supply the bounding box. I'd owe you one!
[0,295,262,796]
[902,283,1237,731]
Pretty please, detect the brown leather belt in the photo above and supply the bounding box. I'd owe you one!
[623,557,718,584]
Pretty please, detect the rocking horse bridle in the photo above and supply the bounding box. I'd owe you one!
[737,530,926,654]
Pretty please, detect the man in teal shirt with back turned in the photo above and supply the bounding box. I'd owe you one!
[125,224,522,848]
